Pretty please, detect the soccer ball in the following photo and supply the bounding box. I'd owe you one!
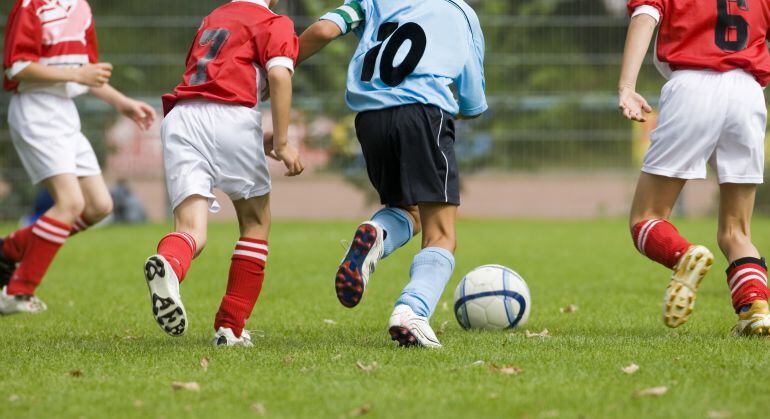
[454,264,531,330]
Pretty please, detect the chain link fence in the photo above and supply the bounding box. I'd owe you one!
[1,1,767,220]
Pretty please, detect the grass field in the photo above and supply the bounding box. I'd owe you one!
[0,218,768,418]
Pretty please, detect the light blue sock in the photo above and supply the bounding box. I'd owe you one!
[396,247,455,318]
[371,207,413,258]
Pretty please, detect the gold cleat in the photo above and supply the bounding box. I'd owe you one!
[662,245,714,328]
[731,300,770,337]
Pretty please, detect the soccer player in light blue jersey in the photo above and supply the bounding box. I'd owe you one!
[298,0,487,348]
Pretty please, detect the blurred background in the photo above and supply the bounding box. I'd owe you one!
[1,0,769,225]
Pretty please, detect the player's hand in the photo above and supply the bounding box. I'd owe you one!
[274,141,304,177]
[263,131,280,161]
[119,99,157,130]
[75,63,113,87]
[618,86,652,122]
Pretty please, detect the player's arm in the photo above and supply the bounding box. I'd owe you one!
[10,62,113,86]
[89,84,156,130]
[455,20,488,120]
[268,67,304,176]
[297,1,364,64]
[618,8,660,122]
[297,21,342,64]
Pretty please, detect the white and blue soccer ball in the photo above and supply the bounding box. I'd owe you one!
[454,264,531,330]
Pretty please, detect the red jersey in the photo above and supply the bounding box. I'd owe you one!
[3,0,99,93]
[162,0,298,115]
[628,0,770,86]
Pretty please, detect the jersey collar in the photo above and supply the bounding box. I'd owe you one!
[232,0,269,7]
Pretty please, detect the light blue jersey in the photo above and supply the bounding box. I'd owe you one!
[321,0,487,116]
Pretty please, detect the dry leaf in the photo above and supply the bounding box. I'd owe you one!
[8,395,19,402]
[470,360,485,367]
[133,400,144,409]
[488,393,499,399]
[331,353,342,361]
[621,363,640,375]
[171,381,201,392]
[324,319,337,325]
[525,329,550,338]
[437,321,449,335]
[707,411,731,419]
[491,364,523,375]
[251,330,266,338]
[200,357,209,372]
[441,302,449,311]
[252,403,267,415]
[635,386,668,397]
[345,403,372,417]
[355,361,379,372]
[69,369,84,377]
[283,356,295,365]
[560,304,579,313]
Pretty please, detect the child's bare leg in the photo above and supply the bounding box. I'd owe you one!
[71,175,114,234]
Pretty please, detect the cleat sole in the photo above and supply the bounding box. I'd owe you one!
[662,246,713,328]
[335,224,378,308]
[389,326,419,347]
[144,256,187,337]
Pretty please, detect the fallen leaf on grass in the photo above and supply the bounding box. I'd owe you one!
[525,329,550,338]
[707,411,731,419]
[356,361,379,372]
[171,382,200,392]
[324,319,337,325]
[283,356,295,365]
[621,363,640,375]
[251,330,266,338]
[200,357,209,372]
[635,386,668,397]
[436,321,449,335]
[488,393,499,399]
[344,403,372,418]
[469,360,485,367]
[331,353,342,361]
[560,304,579,313]
[8,395,19,402]
[69,369,84,377]
[441,302,449,311]
[490,364,523,376]
[133,400,143,409]
[252,403,267,415]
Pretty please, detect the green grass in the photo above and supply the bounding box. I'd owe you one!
[0,218,768,418]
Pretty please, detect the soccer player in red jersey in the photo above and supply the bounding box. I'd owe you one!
[142,0,303,346]
[619,0,770,335]
[0,0,156,315]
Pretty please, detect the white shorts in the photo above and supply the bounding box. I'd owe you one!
[7,92,101,184]
[161,101,270,212]
[643,69,766,184]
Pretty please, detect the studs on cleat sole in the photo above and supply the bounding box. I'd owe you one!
[334,225,378,309]
[389,326,419,347]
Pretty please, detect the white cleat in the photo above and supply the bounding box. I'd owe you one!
[335,221,384,308]
[662,245,714,328]
[144,255,188,336]
[0,287,47,315]
[212,327,254,347]
[731,301,770,337]
[388,304,442,348]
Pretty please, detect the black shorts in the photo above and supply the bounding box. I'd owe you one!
[355,104,460,207]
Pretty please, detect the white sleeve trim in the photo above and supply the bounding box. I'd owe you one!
[5,61,32,80]
[632,5,661,23]
[266,56,295,74]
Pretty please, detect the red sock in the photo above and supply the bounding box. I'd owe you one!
[157,232,197,282]
[7,216,71,295]
[632,219,691,269]
[726,257,769,313]
[69,214,94,236]
[214,238,268,338]
[2,225,33,262]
